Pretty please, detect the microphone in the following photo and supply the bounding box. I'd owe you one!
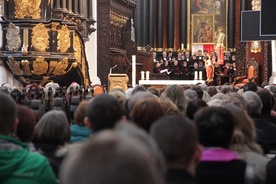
[109,65,117,74]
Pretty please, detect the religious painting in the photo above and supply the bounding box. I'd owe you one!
[188,0,228,48]
[192,14,214,44]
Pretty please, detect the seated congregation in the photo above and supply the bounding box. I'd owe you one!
[1,80,276,184]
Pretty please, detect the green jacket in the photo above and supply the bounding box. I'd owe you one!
[0,135,57,184]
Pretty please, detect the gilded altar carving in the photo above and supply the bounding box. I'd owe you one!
[57,25,71,53]
[6,23,21,51]
[52,57,69,75]
[14,0,41,19]
[7,56,23,75]
[32,23,50,52]
[32,56,48,75]
[21,60,32,75]
[74,34,81,64]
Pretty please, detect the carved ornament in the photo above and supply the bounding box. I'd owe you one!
[74,34,81,64]
[14,0,41,19]
[21,60,32,75]
[52,57,69,75]
[32,56,48,75]
[6,56,23,75]
[6,23,21,51]
[57,25,71,53]
[32,23,50,52]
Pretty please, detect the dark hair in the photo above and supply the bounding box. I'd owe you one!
[130,98,164,132]
[243,82,258,92]
[194,107,235,148]
[150,115,198,168]
[147,87,160,97]
[0,92,17,134]
[186,99,208,120]
[86,94,123,132]
[74,100,89,126]
[16,105,36,142]
[257,89,275,115]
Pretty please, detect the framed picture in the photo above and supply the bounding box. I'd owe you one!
[192,14,215,44]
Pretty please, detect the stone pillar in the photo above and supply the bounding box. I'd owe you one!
[0,62,8,85]
[86,0,100,85]
[269,40,276,84]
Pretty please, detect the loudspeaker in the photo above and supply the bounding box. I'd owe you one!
[261,0,276,35]
[241,10,276,41]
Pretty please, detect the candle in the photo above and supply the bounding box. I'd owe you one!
[199,71,202,80]
[146,71,150,80]
[141,71,145,80]
[181,43,184,50]
[132,55,136,87]
[194,71,198,80]
[187,43,190,50]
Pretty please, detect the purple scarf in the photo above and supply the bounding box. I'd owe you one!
[201,148,240,162]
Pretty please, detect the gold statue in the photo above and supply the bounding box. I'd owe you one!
[52,57,69,75]
[7,55,23,75]
[32,56,48,75]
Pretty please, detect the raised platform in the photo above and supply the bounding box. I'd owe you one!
[139,80,206,90]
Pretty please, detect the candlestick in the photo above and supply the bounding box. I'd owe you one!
[194,71,198,80]
[146,71,150,80]
[132,55,136,87]
[199,71,202,80]
[141,71,145,80]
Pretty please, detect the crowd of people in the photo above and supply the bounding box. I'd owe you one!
[152,50,236,85]
[1,80,276,183]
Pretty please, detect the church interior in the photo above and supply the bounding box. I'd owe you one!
[0,0,274,91]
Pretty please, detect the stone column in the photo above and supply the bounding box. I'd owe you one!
[269,40,276,84]
[85,0,100,85]
[0,61,8,85]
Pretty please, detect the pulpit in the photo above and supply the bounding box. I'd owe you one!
[108,74,129,92]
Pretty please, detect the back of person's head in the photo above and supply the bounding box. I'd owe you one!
[161,85,186,114]
[150,115,199,169]
[109,90,127,106]
[184,89,198,100]
[74,100,89,126]
[86,94,123,132]
[35,110,70,144]
[130,98,164,132]
[59,131,164,184]
[256,89,274,115]
[220,85,235,94]
[16,105,36,142]
[243,82,258,92]
[207,86,218,97]
[132,85,146,95]
[147,87,160,97]
[186,99,208,120]
[189,85,203,99]
[194,107,235,149]
[221,92,247,110]
[158,98,180,115]
[127,91,155,112]
[242,91,263,115]
[0,93,17,135]
[223,104,262,154]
